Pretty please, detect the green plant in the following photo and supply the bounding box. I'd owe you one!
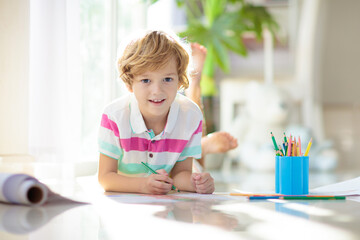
[146,0,278,133]
[176,0,278,96]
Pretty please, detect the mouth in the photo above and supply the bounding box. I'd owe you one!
[149,99,165,105]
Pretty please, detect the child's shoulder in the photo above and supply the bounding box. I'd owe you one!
[175,93,202,118]
[103,94,131,116]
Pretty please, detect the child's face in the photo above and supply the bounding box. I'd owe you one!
[128,56,180,122]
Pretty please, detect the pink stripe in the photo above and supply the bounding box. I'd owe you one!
[194,120,202,135]
[120,138,188,153]
[101,114,120,137]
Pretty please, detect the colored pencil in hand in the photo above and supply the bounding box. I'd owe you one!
[141,162,179,192]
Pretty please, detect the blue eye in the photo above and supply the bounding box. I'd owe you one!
[164,77,173,82]
[141,79,150,83]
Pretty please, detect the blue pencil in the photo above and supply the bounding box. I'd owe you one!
[249,196,280,200]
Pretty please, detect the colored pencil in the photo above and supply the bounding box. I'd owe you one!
[287,140,291,156]
[249,196,346,200]
[141,162,179,192]
[283,132,287,143]
[230,193,345,197]
[230,193,283,196]
[292,138,296,156]
[278,145,284,156]
[283,142,288,156]
[271,132,279,151]
[304,138,313,156]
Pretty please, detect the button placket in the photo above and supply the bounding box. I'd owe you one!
[148,139,154,159]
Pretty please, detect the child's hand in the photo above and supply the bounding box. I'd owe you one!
[191,172,214,194]
[143,169,174,195]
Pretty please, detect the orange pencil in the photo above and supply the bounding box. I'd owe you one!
[297,145,300,156]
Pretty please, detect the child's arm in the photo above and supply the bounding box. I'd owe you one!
[171,157,215,194]
[98,153,174,194]
[170,157,195,192]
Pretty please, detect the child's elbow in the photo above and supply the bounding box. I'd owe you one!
[98,173,111,191]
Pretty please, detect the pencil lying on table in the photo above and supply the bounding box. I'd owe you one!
[141,162,180,192]
[230,193,346,199]
[230,193,283,196]
[249,196,346,200]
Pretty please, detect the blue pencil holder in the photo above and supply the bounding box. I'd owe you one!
[275,156,309,195]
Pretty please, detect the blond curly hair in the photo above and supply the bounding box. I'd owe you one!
[117,30,190,90]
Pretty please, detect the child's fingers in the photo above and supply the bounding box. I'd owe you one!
[152,184,172,194]
[196,186,214,194]
[194,173,212,185]
[150,178,173,194]
[191,173,201,181]
[196,179,213,190]
[156,169,168,176]
[194,173,214,194]
[195,177,211,189]
[195,182,215,194]
[154,174,173,185]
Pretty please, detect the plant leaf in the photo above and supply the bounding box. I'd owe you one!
[179,20,210,45]
[221,35,247,56]
[212,37,230,73]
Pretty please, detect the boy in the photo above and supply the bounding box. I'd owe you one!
[98,30,214,194]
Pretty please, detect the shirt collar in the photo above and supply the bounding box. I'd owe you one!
[129,93,180,135]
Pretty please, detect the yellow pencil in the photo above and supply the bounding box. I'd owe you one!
[304,138,312,156]
[297,146,300,156]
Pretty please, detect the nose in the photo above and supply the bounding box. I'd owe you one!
[150,81,163,94]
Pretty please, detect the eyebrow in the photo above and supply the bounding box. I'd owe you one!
[137,72,177,78]
[164,73,177,76]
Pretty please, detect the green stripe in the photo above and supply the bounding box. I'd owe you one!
[147,129,155,139]
[98,140,123,157]
[119,163,173,175]
[180,146,201,158]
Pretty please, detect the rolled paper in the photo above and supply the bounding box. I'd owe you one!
[0,173,48,206]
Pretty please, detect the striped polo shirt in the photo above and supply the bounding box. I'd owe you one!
[98,93,203,177]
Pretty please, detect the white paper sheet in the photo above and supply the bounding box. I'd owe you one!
[310,176,360,196]
[107,192,238,204]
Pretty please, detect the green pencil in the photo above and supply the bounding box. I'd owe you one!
[282,196,346,200]
[141,162,179,192]
[271,132,279,151]
[249,196,346,200]
[283,132,287,143]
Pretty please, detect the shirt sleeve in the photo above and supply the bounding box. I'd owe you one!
[98,113,123,161]
[178,120,203,161]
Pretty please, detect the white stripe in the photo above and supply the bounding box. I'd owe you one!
[121,151,181,165]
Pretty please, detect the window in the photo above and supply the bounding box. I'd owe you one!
[29,0,170,177]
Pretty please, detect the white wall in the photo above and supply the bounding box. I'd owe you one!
[320,0,360,105]
[0,0,30,155]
